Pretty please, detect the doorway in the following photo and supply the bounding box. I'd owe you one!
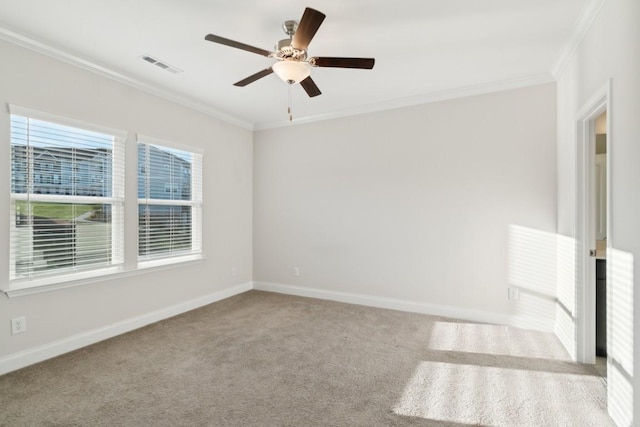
[593,111,607,379]
[575,81,611,372]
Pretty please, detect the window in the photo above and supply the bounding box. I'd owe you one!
[137,137,202,261]
[9,106,125,282]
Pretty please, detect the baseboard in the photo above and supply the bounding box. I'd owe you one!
[1,280,552,376]
[253,281,513,326]
[0,282,252,376]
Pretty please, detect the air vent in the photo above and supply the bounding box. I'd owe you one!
[140,55,182,74]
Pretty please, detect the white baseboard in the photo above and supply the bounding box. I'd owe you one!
[0,282,252,376]
[2,280,554,376]
[253,281,514,326]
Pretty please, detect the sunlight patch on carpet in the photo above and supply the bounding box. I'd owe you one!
[393,361,612,427]
[427,321,568,359]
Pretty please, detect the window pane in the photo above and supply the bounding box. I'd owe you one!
[144,144,191,201]
[138,205,192,256]
[11,116,114,197]
[13,202,113,278]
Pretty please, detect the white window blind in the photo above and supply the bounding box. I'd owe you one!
[137,136,202,261]
[9,106,125,282]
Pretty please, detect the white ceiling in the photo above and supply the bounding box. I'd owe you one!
[0,0,588,129]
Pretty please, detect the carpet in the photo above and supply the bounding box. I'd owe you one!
[0,290,613,426]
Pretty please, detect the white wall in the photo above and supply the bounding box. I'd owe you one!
[555,0,640,424]
[0,40,253,368]
[254,84,557,327]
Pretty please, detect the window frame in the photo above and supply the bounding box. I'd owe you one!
[136,134,203,266]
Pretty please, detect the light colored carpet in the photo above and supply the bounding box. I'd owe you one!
[0,290,613,426]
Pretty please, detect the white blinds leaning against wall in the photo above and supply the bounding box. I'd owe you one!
[137,136,202,261]
[9,105,125,282]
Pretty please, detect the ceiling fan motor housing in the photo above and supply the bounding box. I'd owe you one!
[275,38,307,61]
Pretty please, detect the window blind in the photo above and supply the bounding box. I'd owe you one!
[137,138,202,260]
[9,107,125,281]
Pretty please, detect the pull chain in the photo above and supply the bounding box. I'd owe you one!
[288,83,293,121]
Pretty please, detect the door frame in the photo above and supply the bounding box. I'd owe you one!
[575,80,611,364]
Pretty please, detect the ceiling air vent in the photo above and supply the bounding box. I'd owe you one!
[140,55,182,74]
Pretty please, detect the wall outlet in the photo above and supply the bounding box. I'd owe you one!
[11,316,26,335]
[293,267,300,277]
[508,287,520,301]
[231,266,238,277]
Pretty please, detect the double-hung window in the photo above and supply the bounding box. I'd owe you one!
[137,136,202,262]
[9,106,125,285]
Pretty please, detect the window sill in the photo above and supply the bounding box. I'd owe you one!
[137,253,204,270]
[3,254,205,298]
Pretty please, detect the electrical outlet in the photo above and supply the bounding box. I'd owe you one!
[11,316,26,335]
[508,288,520,301]
[293,267,300,277]
[231,266,238,277]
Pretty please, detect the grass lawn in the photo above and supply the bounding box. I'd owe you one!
[16,201,99,221]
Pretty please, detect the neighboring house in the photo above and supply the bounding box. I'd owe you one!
[12,144,191,200]
[138,144,192,201]
[11,146,113,197]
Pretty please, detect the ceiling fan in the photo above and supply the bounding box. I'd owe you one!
[204,7,375,99]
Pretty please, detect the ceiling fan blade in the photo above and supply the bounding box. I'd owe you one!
[291,8,326,51]
[233,68,274,87]
[300,76,322,97]
[310,57,375,69]
[205,34,272,57]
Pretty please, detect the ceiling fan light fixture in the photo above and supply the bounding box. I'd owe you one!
[272,60,310,84]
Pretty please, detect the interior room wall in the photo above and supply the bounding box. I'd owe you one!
[254,83,557,328]
[0,40,254,368]
[555,0,639,424]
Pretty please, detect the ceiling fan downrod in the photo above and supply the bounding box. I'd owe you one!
[282,20,298,37]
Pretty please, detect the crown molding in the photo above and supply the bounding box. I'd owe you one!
[1,12,581,133]
[253,73,555,131]
[0,25,253,130]
[551,0,608,79]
